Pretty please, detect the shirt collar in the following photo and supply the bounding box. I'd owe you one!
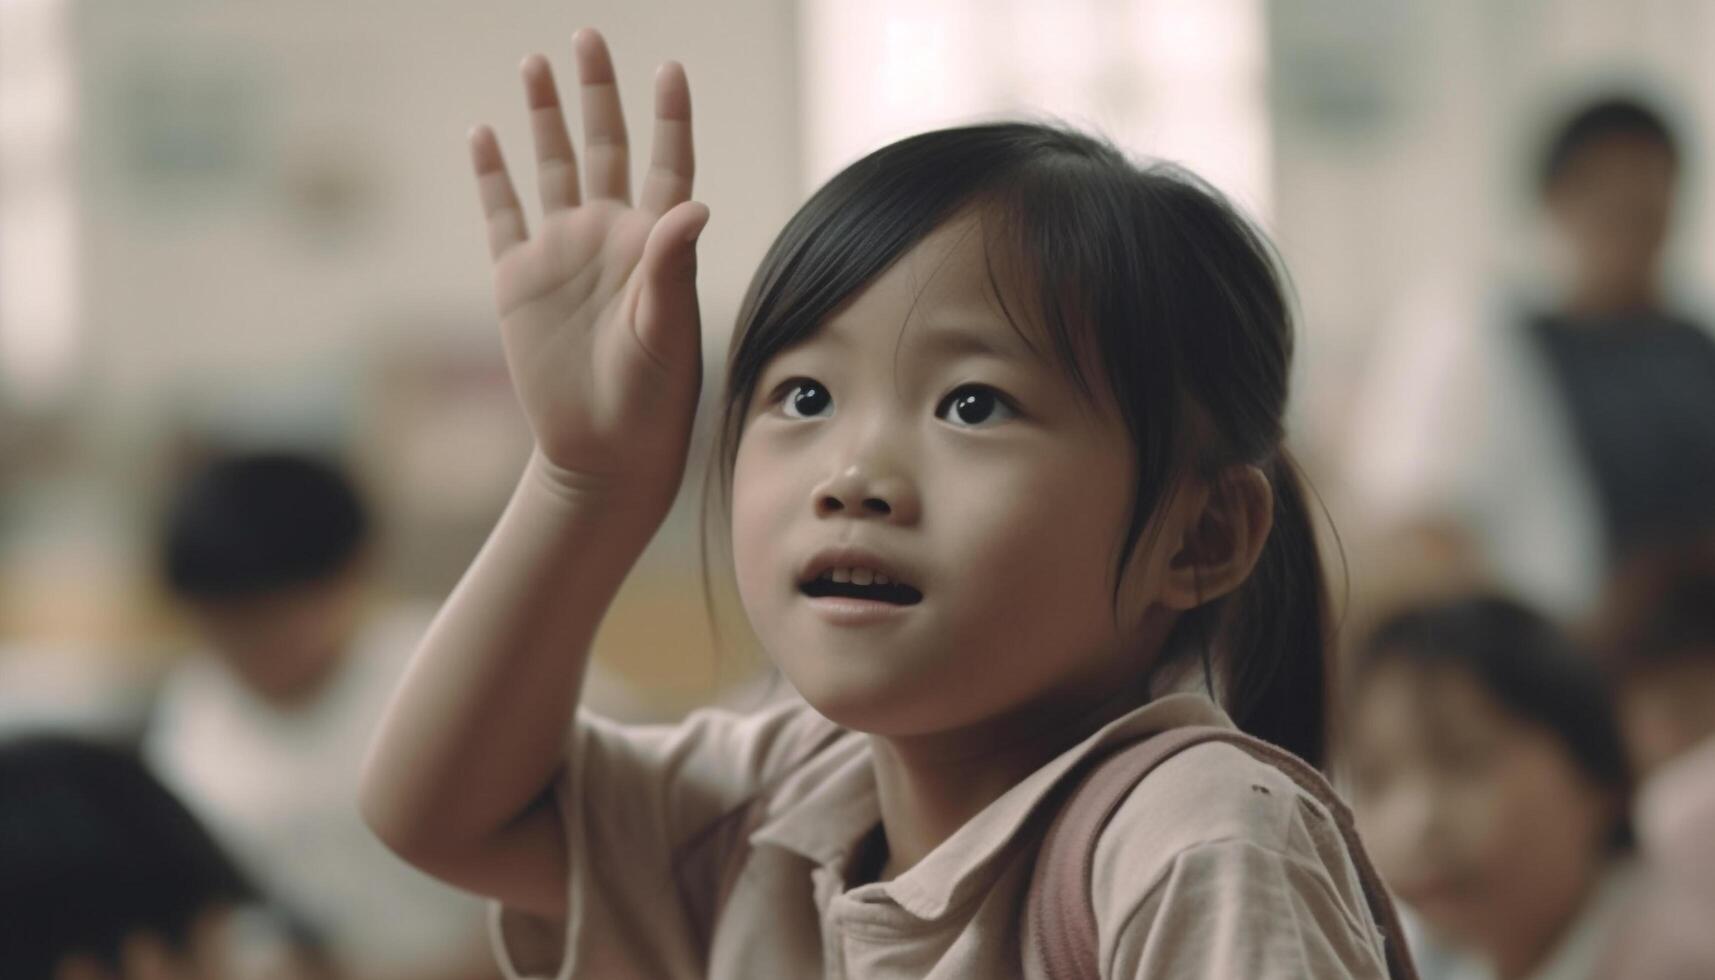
[747,735,880,869]
[747,692,1233,920]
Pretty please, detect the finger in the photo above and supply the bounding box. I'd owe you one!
[633,200,710,367]
[521,55,581,211]
[468,125,529,260]
[574,28,631,202]
[638,61,695,216]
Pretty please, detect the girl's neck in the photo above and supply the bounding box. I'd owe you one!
[862,662,1156,884]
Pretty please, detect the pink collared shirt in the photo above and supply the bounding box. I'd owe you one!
[491,692,1392,979]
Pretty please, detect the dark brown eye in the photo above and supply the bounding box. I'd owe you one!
[783,380,833,419]
[937,385,1015,427]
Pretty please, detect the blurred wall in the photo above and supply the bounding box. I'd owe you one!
[10,0,1715,712]
[2,0,800,713]
[74,0,798,428]
[1270,0,1715,466]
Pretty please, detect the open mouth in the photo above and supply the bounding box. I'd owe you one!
[800,567,924,606]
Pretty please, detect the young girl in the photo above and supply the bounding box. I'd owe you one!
[362,29,1401,978]
[1346,597,1635,980]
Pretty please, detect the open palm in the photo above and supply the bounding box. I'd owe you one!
[472,29,708,512]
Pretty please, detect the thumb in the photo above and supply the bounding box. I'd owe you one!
[633,200,709,369]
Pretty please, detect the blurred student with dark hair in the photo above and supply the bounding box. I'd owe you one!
[143,450,495,980]
[0,734,326,980]
[1345,596,1636,980]
[1592,539,1715,976]
[1349,94,1715,623]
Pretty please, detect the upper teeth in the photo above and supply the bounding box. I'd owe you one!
[824,567,889,585]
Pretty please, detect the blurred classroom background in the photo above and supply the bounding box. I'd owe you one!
[7,0,1713,727]
[4,1,1715,978]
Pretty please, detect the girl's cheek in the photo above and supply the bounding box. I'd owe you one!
[733,441,790,523]
[730,469,767,561]
[730,440,797,597]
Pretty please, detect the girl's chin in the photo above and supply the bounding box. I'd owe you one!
[791,681,914,734]
[783,666,961,737]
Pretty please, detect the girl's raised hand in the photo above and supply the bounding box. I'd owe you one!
[472,29,708,517]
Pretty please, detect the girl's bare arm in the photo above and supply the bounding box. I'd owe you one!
[359,29,706,920]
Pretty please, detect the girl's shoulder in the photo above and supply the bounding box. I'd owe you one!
[1098,738,1328,858]
[1087,739,1389,971]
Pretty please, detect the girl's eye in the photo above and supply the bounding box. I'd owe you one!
[780,379,834,419]
[936,385,1017,428]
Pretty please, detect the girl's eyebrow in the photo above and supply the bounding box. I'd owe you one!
[912,319,1044,363]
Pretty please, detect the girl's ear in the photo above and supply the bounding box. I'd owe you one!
[1159,465,1274,611]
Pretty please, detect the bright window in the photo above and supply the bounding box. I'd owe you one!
[799,0,1271,218]
[0,0,79,409]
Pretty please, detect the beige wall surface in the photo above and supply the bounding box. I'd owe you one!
[4,0,800,712]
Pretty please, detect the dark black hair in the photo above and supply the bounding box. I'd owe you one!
[1354,596,1632,838]
[711,122,1332,767]
[1539,95,1680,193]
[0,735,257,978]
[1595,538,1715,677]
[162,450,369,600]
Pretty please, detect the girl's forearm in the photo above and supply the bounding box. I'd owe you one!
[360,450,661,861]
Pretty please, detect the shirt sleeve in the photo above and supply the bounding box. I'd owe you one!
[490,695,839,980]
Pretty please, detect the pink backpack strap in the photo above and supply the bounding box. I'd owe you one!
[1026,726,1419,980]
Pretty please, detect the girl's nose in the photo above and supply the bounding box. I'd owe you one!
[812,463,920,524]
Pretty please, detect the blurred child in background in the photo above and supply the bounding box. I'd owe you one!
[1592,540,1715,976]
[0,734,327,980]
[142,450,495,980]
[1346,597,1635,980]
[1348,96,1715,623]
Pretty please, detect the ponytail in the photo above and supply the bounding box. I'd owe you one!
[1201,452,1331,769]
